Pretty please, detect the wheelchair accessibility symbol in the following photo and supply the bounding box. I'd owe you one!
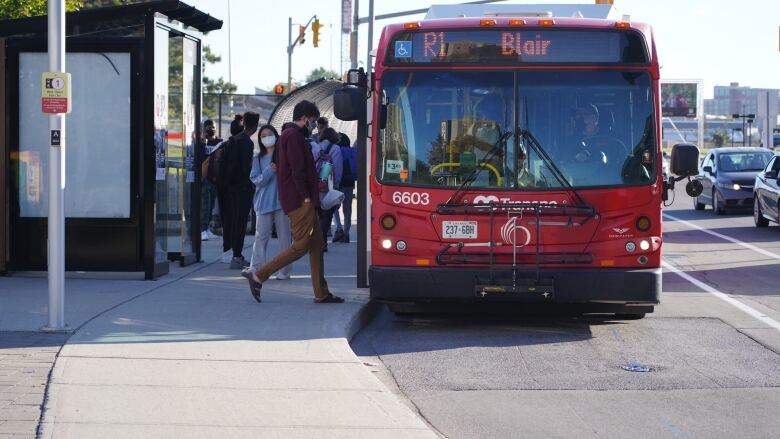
[395,41,412,58]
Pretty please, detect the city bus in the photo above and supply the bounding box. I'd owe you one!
[337,5,699,317]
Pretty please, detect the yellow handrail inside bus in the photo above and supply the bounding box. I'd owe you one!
[430,162,503,186]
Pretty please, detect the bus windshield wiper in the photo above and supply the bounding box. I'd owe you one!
[445,129,513,205]
[519,128,592,211]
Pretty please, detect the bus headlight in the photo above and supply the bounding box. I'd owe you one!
[396,240,407,251]
[639,240,651,251]
[625,241,636,253]
[381,239,392,250]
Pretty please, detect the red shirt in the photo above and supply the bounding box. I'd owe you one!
[276,125,320,213]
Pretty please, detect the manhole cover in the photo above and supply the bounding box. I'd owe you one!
[621,362,652,373]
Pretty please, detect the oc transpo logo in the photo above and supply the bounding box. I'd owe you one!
[501,217,532,247]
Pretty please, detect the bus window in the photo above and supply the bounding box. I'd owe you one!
[379,71,514,188]
[378,70,656,190]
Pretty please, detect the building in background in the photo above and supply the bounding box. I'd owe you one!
[704,82,780,148]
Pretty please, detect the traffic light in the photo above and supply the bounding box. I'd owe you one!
[274,84,285,95]
[312,19,322,47]
[299,25,306,45]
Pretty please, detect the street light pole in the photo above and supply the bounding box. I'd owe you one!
[45,0,67,331]
[732,112,756,147]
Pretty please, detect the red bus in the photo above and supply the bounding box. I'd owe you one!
[337,8,699,317]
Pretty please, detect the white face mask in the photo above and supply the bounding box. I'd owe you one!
[261,135,276,148]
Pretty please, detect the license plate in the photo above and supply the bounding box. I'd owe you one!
[442,221,477,239]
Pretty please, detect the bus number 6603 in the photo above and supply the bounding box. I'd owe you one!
[392,191,430,206]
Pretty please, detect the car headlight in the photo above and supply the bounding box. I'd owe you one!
[732,183,741,190]
[718,182,736,190]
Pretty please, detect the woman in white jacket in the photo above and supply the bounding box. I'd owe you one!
[247,125,292,278]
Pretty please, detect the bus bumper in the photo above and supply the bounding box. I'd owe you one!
[369,266,660,306]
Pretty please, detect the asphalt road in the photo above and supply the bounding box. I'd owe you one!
[352,185,780,439]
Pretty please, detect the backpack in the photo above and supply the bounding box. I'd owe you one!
[315,142,334,175]
[340,146,358,187]
[206,138,231,185]
[315,143,334,192]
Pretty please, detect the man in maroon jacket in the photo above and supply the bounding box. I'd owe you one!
[242,100,344,304]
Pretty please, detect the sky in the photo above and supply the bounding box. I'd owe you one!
[187,0,780,98]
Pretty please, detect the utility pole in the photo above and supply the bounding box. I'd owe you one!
[44,0,67,331]
[351,0,359,69]
[227,0,232,84]
[287,17,292,91]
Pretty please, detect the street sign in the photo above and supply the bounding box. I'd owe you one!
[42,71,71,114]
[50,129,61,146]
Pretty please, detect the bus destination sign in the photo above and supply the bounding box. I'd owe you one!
[387,29,647,65]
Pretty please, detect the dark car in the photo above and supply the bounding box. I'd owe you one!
[693,147,773,214]
[753,154,780,227]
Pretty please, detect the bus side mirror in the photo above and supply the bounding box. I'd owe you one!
[379,103,387,130]
[670,143,700,177]
[333,86,365,121]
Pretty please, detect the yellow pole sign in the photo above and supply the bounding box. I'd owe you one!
[41,71,71,114]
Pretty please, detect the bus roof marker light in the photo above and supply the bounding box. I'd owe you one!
[403,22,420,30]
[615,21,631,29]
[480,19,497,26]
[508,19,526,26]
[538,19,555,26]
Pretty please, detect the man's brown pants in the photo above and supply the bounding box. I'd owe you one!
[254,202,330,300]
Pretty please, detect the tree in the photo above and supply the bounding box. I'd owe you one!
[0,0,82,19]
[202,46,238,121]
[305,67,340,83]
[712,130,730,148]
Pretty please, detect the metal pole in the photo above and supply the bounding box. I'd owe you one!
[218,93,223,138]
[287,17,292,91]
[366,0,374,72]
[45,0,66,331]
[227,0,232,84]
[350,0,359,68]
[742,116,746,147]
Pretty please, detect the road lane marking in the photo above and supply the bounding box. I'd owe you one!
[662,261,780,332]
[663,213,780,261]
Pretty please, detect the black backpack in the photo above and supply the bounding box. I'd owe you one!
[210,136,235,186]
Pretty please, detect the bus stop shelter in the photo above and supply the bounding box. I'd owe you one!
[0,1,222,279]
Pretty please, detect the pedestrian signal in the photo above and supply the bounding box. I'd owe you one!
[299,25,306,45]
[274,84,285,95]
[312,19,322,47]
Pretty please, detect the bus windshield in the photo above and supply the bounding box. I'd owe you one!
[378,70,656,189]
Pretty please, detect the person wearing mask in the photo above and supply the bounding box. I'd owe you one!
[242,100,343,304]
[222,111,259,269]
[334,133,355,243]
[200,120,222,241]
[315,127,342,251]
[217,114,244,263]
[248,125,292,279]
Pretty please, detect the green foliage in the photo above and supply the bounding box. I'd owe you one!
[80,0,146,7]
[202,46,237,120]
[0,0,82,19]
[305,67,340,83]
[712,130,730,148]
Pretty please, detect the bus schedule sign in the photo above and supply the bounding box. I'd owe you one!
[41,72,72,114]
[387,29,648,65]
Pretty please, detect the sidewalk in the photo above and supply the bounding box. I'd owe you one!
[1,235,436,438]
